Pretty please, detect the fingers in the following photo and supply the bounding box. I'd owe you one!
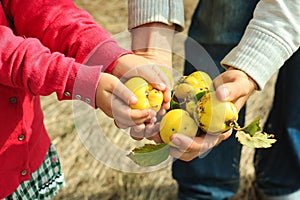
[214,82,249,111]
[124,64,171,92]
[138,64,171,91]
[120,64,172,114]
[219,129,232,141]
[142,64,172,112]
[98,73,164,130]
[130,124,146,140]
[170,147,204,162]
[213,71,245,101]
[162,89,171,111]
[109,77,158,128]
[169,133,226,161]
[114,111,154,130]
[113,104,156,129]
[144,122,160,138]
[213,69,257,110]
[113,79,138,105]
[215,83,244,102]
[129,122,161,142]
[171,134,218,152]
[127,109,156,123]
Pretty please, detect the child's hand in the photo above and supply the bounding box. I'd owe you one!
[96,73,156,129]
[111,54,172,139]
[129,121,162,141]
[112,54,172,112]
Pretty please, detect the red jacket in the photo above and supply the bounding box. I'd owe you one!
[0,0,129,197]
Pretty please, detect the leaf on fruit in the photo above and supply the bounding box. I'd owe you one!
[236,131,277,148]
[236,117,262,137]
[170,98,181,110]
[127,143,170,167]
[195,90,213,101]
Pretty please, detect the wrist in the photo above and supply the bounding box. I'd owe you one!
[130,23,175,53]
[105,51,133,74]
[227,66,259,91]
[111,54,151,78]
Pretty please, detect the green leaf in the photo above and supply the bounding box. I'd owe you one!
[195,90,212,101]
[236,131,277,148]
[170,98,181,110]
[127,143,170,167]
[238,117,262,137]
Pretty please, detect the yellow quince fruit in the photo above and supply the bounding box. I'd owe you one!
[160,109,198,146]
[173,71,214,99]
[125,77,164,112]
[195,92,238,134]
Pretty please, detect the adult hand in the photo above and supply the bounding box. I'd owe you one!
[169,130,231,161]
[112,54,172,112]
[165,68,259,161]
[213,67,258,111]
[96,73,156,129]
[126,23,175,140]
[129,122,162,141]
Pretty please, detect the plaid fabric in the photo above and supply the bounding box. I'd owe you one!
[5,144,65,200]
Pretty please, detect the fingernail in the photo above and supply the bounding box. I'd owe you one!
[133,126,143,132]
[148,109,156,117]
[129,96,138,104]
[150,117,157,123]
[159,83,166,90]
[171,135,181,146]
[219,86,229,100]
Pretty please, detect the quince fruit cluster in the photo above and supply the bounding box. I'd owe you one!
[126,70,276,167]
[161,71,276,148]
[162,71,239,141]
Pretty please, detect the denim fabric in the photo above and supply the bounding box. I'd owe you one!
[255,51,300,197]
[172,0,300,199]
[188,0,258,45]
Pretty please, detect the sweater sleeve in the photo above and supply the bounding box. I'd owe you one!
[0,26,100,107]
[3,0,129,70]
[221,0,300,89]
[128,0,185,31]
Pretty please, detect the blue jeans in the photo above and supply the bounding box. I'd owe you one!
[173,36,300,200]
[255,51,300,197]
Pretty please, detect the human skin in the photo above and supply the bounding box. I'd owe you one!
[170,68,257,161]
[95,53,171,129]
[128,23,258,160]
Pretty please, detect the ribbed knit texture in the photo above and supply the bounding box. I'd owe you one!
[128,0,184,31]
[128,0,300,90]
[222,0,300,90]
[221,27,288,89]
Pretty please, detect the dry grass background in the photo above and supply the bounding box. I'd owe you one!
[41,0,278,199]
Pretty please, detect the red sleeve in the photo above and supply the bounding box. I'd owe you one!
[2,0,130,71]
[0,26,100,107]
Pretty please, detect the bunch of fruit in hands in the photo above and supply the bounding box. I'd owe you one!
[125,71,276,167]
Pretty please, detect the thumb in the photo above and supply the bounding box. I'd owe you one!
[215,83,243,102]
[114,80,138,105]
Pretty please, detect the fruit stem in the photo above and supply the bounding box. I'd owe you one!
[230,120,241,130]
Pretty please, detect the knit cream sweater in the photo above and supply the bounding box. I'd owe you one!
[128,0,300,89]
